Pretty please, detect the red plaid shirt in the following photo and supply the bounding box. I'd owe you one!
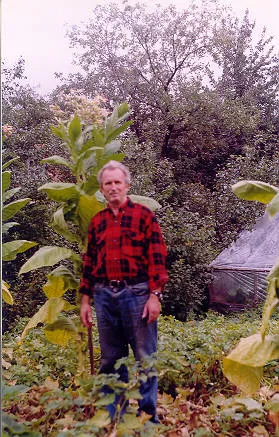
[80,197,168,296]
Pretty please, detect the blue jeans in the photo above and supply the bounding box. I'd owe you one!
[93,281,158,422]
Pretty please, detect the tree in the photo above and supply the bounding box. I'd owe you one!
[63,1,278,189]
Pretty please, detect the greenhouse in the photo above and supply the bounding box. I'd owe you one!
[209,213,279,312]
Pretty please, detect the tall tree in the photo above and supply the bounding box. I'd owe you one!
[64,1,278,187]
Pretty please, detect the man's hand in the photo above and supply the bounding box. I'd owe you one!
[80,294,93,328]
[142,292,161,324]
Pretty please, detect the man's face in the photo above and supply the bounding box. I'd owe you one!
[100,168,130,207]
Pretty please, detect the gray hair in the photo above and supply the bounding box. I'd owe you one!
[97,160,131,186]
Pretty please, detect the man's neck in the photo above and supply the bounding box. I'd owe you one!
[109,197,128,216]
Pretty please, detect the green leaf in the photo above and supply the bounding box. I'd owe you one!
[232,180,278,204]
[94,394,116,407]
[103,140,122,156]
[117,101,130,119]
[260,279,279,338]
[51,207,81,243]
[2,240,37,261]
[41,155,72,168]
[2,171,11,193]
[20,298,74,340]
[2,222,19,233]
[51,124,68,142]
[267,192,279,217]
[75,147,103,174]
[2,198,31,221]
[92,127,105,147]
[68,115,82,143]
[106,120,133,143]
[88,409,111,428]
[2,280,13,305]
[83,173,100,195]
[223,333,279,394]
[19,246,76,274]
[267,258,279,281]
[38,182,80,202]
[2,187,21,202]
[44,317,78,346]
[77,194,103,239]
[43,266,79,298]
[2,156,19,170]
[129,195,161,211]
[2,385,30,402]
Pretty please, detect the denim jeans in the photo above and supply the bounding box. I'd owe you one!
[93,281,158,422]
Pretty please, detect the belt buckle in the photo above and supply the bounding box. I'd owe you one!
[109,279,121,288]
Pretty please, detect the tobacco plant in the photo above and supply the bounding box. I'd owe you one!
[18,102,160,360]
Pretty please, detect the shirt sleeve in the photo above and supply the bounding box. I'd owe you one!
[79,219,96,297]
[145,211,168,292]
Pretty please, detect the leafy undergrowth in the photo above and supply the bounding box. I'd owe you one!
[2,310,279,436]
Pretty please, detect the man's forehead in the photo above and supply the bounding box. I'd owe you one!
[102,168,125,180]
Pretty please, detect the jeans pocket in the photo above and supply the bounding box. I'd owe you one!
[130,281,149,296]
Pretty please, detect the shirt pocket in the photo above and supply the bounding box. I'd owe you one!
[121,230,146,258]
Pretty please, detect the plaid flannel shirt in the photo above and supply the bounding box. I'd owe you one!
[79,197,168,296]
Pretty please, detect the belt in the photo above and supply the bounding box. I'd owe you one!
[98,277,148,289]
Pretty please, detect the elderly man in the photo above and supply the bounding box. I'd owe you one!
[80,160,168,423]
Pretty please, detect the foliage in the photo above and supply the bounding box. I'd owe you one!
[63,1,279,188]
[2,311,278,436]
[2,145,37,306]
[223,180,279,395]
[213,146,279,251]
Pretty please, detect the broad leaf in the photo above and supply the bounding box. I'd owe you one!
[83,173,99,195]
[106,120,133,144]
[267,193,279,217]
[2,240,37,261]
[2,281,13,305]
[232,180,278,204]
[51,207,80,243]
[223,333,279,394]
[2,222,19,234]
[20,298,74,340]
[51,124,68,142]
[129,195,161,211]
[43,266,79,298]
[44,318,78,346]
[41,155,72,168]
[92,127,105,147]
[2,385,30,402]
[77,194,103,239]
[260,279,279,338]
[117,101,130,120]
[2,156,19,170]
[75,147,103,174]
[19,246,76,274]
[88,409,111,428]
[68,115,81,143]
[38,182,80,202]
[2,171,11,193]
[267,258,279,281]
[2,198,31,221]
[2,187,21,202]
[103,140,122,155]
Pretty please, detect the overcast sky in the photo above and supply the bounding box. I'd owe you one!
[2,0,279,95]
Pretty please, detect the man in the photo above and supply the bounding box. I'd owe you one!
[80,160,168,423]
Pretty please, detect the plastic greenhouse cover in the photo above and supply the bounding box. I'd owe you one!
[210,212,279,269]
[209,213,279,311]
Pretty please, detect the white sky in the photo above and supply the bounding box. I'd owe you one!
[2,0,279,96]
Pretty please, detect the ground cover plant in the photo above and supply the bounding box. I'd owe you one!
[2,310,279,436]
